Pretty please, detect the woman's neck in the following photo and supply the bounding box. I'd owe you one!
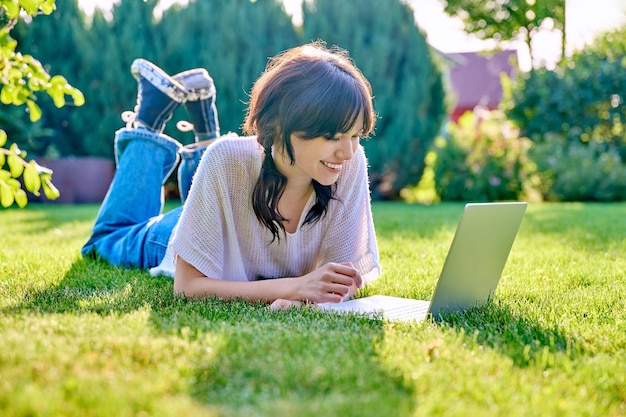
[273,146,313,200]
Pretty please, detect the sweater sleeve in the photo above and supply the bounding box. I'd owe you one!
[318,145,382,285]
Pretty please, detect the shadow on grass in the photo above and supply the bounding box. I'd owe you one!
[5,257,417,416]
[437,300,587,369]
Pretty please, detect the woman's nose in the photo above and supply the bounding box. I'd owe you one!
[336,138,356,160]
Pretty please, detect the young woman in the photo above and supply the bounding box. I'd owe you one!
[82,42,381,310]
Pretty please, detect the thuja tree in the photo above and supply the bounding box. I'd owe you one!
[16,0,298,157]
[0,0,84,207]
[11,0,445,185]
[300,0,447,198]
[157,0,299,138]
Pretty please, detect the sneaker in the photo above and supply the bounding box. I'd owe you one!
[173,68,221,141]
[127,58,187,133]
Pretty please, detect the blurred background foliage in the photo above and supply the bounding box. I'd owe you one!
[441,0,566,68]
[11,0,446,199]
[5,0,626,202]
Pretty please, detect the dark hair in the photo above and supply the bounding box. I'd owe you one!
[243,41,376,242]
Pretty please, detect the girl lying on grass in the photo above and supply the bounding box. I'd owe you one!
[82,41,381,310]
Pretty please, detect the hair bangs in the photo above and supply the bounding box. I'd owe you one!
[283,66,370,141]
[325,78,366,135]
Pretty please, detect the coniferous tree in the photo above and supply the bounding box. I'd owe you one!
[82,0,162,157]
[301,0,446,197]
[158,0,299,137]
[16,0,163,158]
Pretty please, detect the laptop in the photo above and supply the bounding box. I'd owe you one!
[318,202,527,322]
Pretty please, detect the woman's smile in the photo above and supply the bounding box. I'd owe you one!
[321,160,343,171]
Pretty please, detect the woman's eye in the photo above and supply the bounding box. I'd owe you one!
[325,133,360,142]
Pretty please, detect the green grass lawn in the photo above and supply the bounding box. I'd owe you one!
[1,202,625,417]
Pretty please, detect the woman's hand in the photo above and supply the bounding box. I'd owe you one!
[296,262,362,304]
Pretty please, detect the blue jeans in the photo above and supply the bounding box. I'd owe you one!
[81,128,205,269]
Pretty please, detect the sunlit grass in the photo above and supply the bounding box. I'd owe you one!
[1,202,625,416]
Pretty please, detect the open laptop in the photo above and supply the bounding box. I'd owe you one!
[318,202,527,322]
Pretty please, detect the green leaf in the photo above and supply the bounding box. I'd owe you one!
[8,67,22,81]
[23,162,41,194]
[49,75,68,87]
[9,142,25,157]
[71,89,85,106]
[47,86,65,108]
[27,77,42,91]
[13,188,28,208]
[0,130,7,147]
[4,38,18,53]
[13,86,29,106]
[0,181,14,208]
[3,0,20,19]
[1,86,14,105]
[42,176,60,200]
[26,100,42,122]
[19,0,40,15]
[41,0,56,14]
[7,178,22,190]
[7,152,24,178]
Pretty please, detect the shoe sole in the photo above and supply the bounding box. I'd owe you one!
[173,68,216,101]
[131,58,187,103]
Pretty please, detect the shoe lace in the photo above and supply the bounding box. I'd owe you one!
[121,111,136,129]
[123,110,195,133]
[176,120,194,133]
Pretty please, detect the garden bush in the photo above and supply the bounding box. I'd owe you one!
[505,27,626,159]
[409,110,537,203]
[529,135,626,201]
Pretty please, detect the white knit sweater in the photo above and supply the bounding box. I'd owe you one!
[151,135,381,285]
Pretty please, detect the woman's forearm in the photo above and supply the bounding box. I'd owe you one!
[174,256,357,304]
[173,256,300,302]
[175,275,301,302]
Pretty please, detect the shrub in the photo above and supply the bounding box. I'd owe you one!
[409,110,536,203]
[505,27,626,159]
[529,135,626,201]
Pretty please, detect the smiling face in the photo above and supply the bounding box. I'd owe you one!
[244,44,375,195]
[274,113,364,187]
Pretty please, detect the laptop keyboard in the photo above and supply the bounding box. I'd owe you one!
[383,303,430,321]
